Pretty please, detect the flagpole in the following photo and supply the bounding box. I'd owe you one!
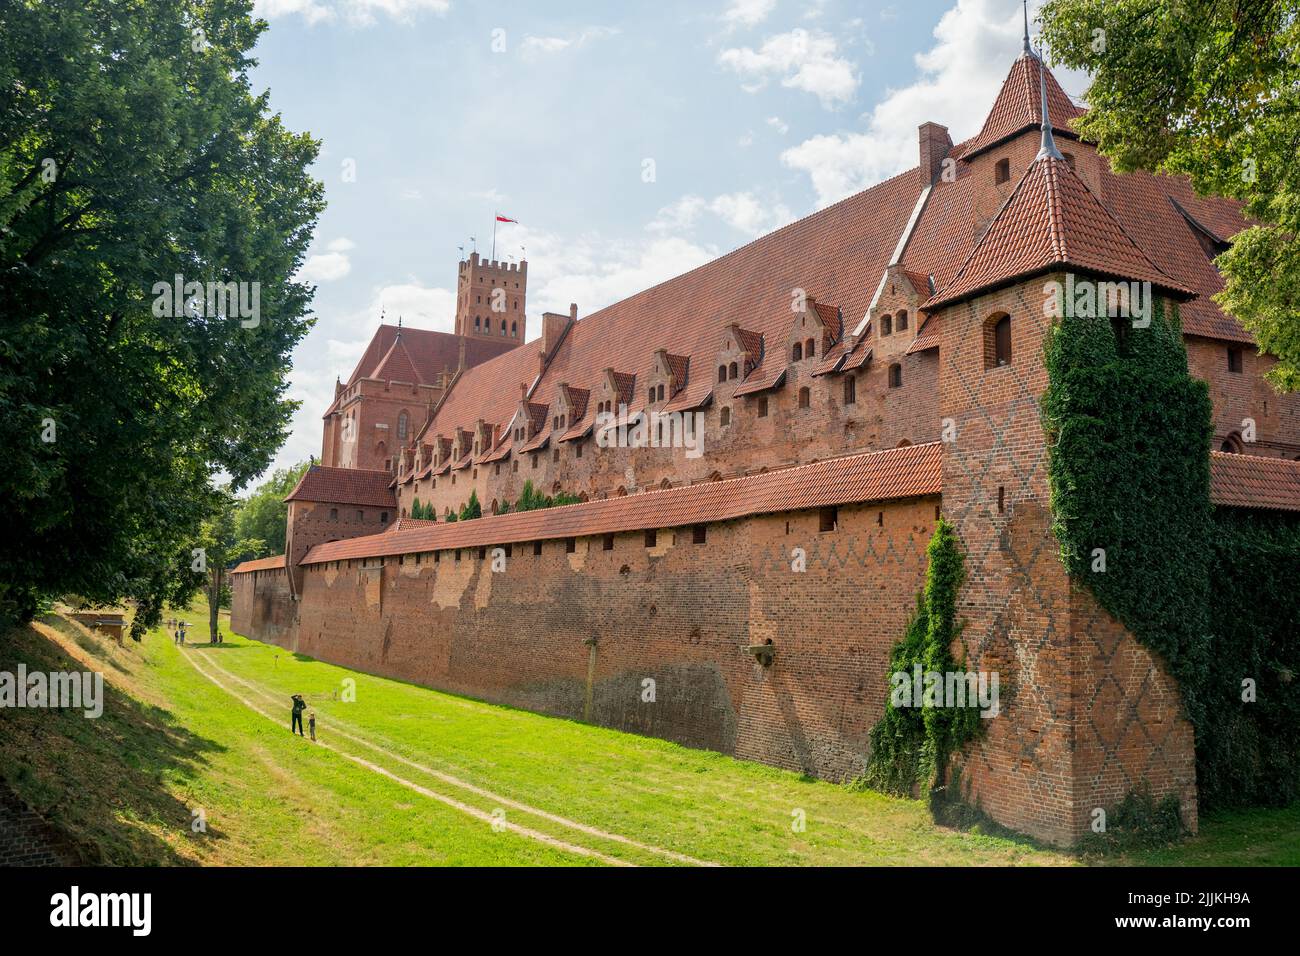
[492,212,497,261]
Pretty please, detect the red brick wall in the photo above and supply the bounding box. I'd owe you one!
[238,497,938,785]
[934,275,1198,845]
[1187,336,1300,458]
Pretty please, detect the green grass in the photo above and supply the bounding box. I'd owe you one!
[2,598,1295,866]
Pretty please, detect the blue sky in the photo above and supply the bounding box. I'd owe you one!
[250,0,1085,478]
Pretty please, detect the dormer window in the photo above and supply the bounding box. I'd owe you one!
[792,342,803,361]
[881,314,893,336]
[896,310,908,332]
[995,158,1010,184]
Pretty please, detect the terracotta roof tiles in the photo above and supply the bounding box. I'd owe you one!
[231,554,286,574]
[1210,452,1300,512]
[285,466,397,508]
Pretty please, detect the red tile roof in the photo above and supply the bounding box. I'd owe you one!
[231,554,286,574]
[732,365,786,396]
[299,442,943,564]
[926,154,1192,310]
[959,53,1084,160]
[285,465,397,508]
[1210,452,1300,512]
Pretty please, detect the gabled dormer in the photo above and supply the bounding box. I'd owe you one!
[786,295,841,365]
[645,349,688,407]
[592,367,635,420]
[553,383,589,434]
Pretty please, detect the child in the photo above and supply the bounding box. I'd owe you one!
[308,711,317,742]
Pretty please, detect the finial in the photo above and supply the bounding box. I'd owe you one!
[1035,55,1064,161]
[1022,1,1035,58]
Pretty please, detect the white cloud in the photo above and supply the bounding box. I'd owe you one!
[766,115,789,134]
[723,0,777,28]
[781,0,1087,206]
[521,26,620,57]
[718,29,859,108]
[649,191,793,238]
[298,237,356,283]
[253,0,450,26]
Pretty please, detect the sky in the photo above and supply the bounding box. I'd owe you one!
[248,0,1088,482]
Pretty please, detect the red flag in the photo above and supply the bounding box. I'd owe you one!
[495,215,518,223]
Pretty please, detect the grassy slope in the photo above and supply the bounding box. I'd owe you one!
[2,600,1294,866]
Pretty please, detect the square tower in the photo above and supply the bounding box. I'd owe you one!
[454,252,527,344]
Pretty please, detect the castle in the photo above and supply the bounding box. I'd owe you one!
[233,41,1300,846]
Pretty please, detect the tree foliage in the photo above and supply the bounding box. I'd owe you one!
[0,1,324,631]
[233,460,309,562]
[1041,0,1300,390]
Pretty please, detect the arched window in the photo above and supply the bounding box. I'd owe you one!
[798,387,810,408]
[511,321,517,336]
[648,387,655,404]
[792,342,803,361]
[881,314,893,336]
[657,384,665,401]
[728,362,738,380]
[805,338,815,357]
[896,310,908,332]
[897,439,912,447]
[720,407,731,426]
[888,363,902,388]
[475,316,481,329]
[397,411,409,441]
[718,365,727,383]
[1220,433,1245,454]
[995,158,1010,183]
[501,319,507,335]
[984,313,1012,368]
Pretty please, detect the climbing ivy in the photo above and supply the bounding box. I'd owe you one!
[1042,296,1300,809]
[860,519,983,798]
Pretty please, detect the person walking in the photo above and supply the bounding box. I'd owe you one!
[291,694,306,736]
[308,711,316,742]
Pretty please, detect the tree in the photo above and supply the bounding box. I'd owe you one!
[0,1,324,634]
[233,460,310,562]
[458,490,482,521]
[1041,0,1300,390]
[196,488,261,644]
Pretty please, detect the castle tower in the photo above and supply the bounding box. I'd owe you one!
[454,252,527,345]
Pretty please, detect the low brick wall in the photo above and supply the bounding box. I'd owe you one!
[0,787,73,867]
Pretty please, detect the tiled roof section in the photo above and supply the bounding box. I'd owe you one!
[481,435,513,462]
[734,326,763,357]
[902,270,933,296]
[387,516,441,533]
[518,428,550,454]
[959,54,1084,159]
[907,316,941,353]
[371,335,421,384]
[285,465,397,508]
[664,353,690,392]
[812,340,850,376]
[562,385,590,421]
[301,443,943,564]
[733,365,786,396]
[813,301,843,339]
[842,343,873,371]
[1210,452,1300,512]
[610,371,636,407]
[926,155,1193,310]
[525,401,549,434]
[421,167,920,447]
[662,387,712,414]
[231,554,285,574]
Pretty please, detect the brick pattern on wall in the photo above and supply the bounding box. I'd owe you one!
[0,786,73,867]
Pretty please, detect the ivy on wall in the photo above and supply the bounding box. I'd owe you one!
[860,519,983,798]
[1042,295,1300,810]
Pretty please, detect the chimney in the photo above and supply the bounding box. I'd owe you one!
[540,310,571,358]
[569,302,578,322]
[919,122,953,188]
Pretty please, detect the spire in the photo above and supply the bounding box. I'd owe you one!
[1022,1,1034,58]
[1035,54,1064,161]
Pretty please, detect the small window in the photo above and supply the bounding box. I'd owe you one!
[644,529,657,548]
[565,537,576,554]
[718,365,727,383]
[805,338,815,357]
[603,533,614,551]
[657,384,665,401]
[988,314,1012,368]
[844,375,856,405]
[888,363,902,388]
[896,310,908,332]
[648,387,655,404]
[757,395,769,417]
[995,158,1010,184]
[1220,433,1245,454]
[381,512,389,523]
[531,453,538,469]
[720,407,731,426]
[692,525,707,545]
[552,448,560,463]
[728,362,738,380]
[881,315,892,336]
[356,509,364,521]
[819,506,838,533]
[792,342,803,362]
[533,541,543,556]
[576,443,583,459]
[330,508,338,520]
[997,486,1005,514]
[798,387,810,409]
[1228,347,1243,374]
